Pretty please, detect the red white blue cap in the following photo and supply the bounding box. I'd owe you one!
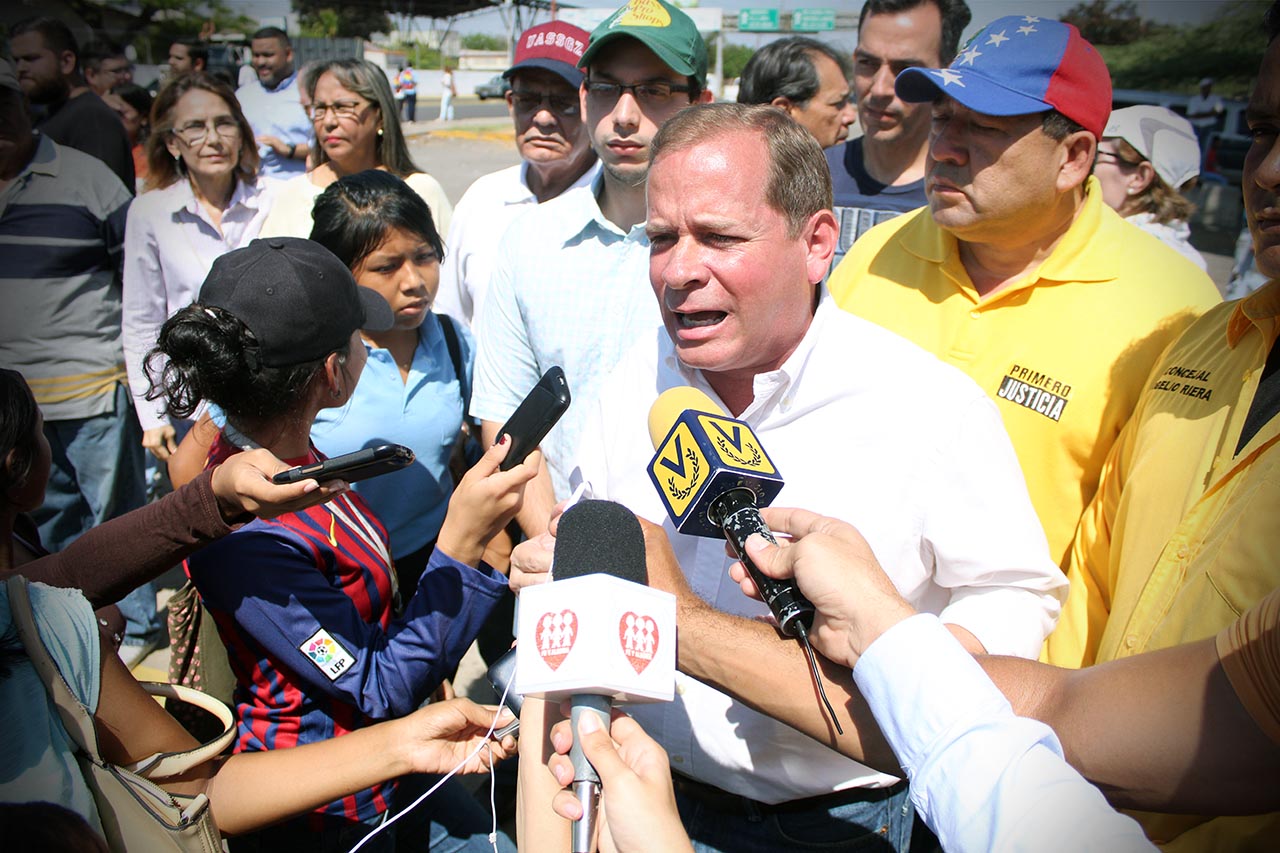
[896,15,1112,138]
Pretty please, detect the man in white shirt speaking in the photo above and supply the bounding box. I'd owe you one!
[512,102,1067,853]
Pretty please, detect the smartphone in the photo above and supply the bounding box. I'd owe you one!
[497,366,571,471]
[486,648,522,738]
[272,444,415,485]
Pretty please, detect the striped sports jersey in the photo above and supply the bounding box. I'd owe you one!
[188,433,508,824]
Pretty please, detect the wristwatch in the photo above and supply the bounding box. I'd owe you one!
[287,143,297,159]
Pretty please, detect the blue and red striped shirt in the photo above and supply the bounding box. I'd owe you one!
[187,433,507,823]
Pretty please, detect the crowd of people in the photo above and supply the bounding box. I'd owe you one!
[1,0,1278,851]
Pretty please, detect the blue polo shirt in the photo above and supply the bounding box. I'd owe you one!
[311,313,472,559]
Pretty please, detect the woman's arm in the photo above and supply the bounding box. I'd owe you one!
[17,450,344,607]
[93,641,515,836]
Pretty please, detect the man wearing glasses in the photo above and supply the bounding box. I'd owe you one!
[235,26,310,178]
[437,21,599,328]
[471,0,712,542]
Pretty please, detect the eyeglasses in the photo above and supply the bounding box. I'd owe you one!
[584,80,693,107]
[307,100,372,121]
[1094,150,1142,169]
[172,117,241,145]
[510,90,580,116]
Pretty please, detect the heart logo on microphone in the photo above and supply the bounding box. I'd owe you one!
[619,612,658,674]
[535,609,578,670]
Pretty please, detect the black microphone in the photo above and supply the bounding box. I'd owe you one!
[552,500,648,853]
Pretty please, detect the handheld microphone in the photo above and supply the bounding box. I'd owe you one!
[646,387,843,735]
[515,500,672,853]
[646,386,814,636]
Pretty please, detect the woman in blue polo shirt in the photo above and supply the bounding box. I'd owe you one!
[307,170,475,591]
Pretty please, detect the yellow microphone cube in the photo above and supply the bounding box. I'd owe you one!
[647,408,783,538]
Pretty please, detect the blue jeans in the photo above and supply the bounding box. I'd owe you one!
[33,382,156,642]
[675,781,914,852]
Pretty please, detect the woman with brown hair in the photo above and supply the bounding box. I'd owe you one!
[260,58,451,239]
[121,72,274,465]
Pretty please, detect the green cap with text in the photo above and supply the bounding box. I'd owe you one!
[579,0,708,87]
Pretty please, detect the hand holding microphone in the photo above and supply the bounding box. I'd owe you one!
[547,710,693,853]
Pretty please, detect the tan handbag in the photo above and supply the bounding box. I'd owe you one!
[7,576,236,853]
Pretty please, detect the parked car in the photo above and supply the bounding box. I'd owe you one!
[1204,106,1250,185]
[475,75,511,100]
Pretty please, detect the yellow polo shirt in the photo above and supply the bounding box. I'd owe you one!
[1054,281,1280,849]
[828,179,1220,569]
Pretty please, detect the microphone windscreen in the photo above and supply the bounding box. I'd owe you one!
[553,500,648,585]
[647,386,724,450]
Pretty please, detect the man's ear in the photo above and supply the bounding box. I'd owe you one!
[57,50,76,78]
[1058,130,1097,194]
[770,95,797,116]
[803,209,839,284]
[695,86,714,104]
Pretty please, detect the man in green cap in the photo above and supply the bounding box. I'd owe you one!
[471,0,711,541]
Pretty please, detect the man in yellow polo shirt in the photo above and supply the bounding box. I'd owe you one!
[1042,9,1280,847]
[827,15,1220,570]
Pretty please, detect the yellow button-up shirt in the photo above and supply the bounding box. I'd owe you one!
[1053,281,1280,849]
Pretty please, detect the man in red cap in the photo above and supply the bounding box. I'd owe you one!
[437,21,599,327]
[829,15,1220,585]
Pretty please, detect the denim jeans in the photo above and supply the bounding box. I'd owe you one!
[33,382,155,641]
[675,782,914,853]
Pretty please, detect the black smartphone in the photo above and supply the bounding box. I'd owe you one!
[271,444,415,485]
[485,648,522,738]
[497,366,571,471]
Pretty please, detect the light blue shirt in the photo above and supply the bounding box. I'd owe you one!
[0,581,103,834]
[236,71,310,179]
[855,614,1154,852]
[311,313,472,558]
[470,175,661,498]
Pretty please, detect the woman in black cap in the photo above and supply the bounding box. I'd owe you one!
[148,237,532,852]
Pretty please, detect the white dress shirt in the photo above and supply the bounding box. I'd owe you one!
[437,160,600,328]
[857,614,1154,852]
[571,297,1067,803]
[121,177,275,430]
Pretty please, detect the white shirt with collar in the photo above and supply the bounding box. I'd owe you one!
[471,173,661,498]
[121,176,276,430]
[438,159,601,328]
[570,296,1067,804]
[236,71,310,178]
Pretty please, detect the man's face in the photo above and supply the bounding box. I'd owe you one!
[1244,38,1280,281]
[169,43,199,75]
[11,31,72,104]
[925,98,1078,243]
[251,37,293,89]
[87,55,132,95]
[583,39,705,186]
[788,52,856,148]
[854,4,944,149]
[507,68,590,167]
[647,132,823,389]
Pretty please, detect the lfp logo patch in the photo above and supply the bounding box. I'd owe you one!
[300,628,356,681]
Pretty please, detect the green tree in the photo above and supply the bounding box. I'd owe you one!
[293,0,391,40]
[1092,0,1266,97]
[461,33,506,51]
[1060,0,1158,46]
[723,44,754,80]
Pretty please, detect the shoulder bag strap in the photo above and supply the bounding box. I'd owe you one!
[439,313,480,433]
[7,575,236,780]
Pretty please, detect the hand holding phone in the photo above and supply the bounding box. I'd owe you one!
[497,366,570,471]
[271,444,415,485]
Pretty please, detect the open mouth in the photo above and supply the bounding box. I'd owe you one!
[676,311,727,329]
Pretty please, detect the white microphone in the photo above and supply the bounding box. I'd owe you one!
[515,500,675,852]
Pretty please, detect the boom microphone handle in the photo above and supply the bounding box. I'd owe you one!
[709,488,815,638]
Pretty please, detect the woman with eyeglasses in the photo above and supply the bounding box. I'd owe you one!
[260,58,452,240]
[122,73,274,467]
[1093,105,1207,271]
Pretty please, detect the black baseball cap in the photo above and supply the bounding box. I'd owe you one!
[199,237,393,368]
